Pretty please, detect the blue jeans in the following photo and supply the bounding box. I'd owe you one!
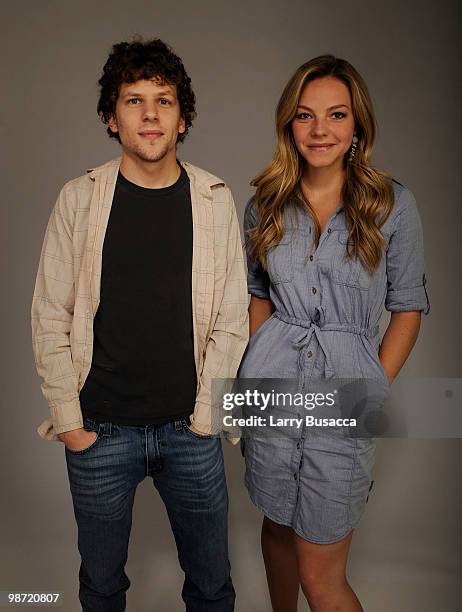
[65,416,235,611]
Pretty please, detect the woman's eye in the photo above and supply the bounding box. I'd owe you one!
[332,112,346,119]
[295,112,311,120]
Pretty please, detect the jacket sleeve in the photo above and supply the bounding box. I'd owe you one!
[244,196,271,299]
[31,183,83,439]
[190,188,249,442]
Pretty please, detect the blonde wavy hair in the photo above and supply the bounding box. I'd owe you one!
[249,54,394,274]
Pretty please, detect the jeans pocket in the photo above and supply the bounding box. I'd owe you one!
[65,419,102,455]
[182,419,214,439]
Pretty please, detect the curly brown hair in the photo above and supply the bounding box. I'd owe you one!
[97,36,196,144]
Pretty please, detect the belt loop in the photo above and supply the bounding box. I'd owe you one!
[100,422,112,437]
[174,420,184,430]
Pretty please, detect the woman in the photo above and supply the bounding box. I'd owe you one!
[238,55,430,611]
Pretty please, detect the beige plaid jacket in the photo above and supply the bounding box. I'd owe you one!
[31,157,249,442]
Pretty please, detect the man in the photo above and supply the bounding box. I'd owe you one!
[31,37,248,611]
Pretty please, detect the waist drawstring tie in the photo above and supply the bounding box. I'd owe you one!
[273,311,379,380]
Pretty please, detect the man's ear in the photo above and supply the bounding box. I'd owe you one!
[108,113,118,133]
[178,115,186,135]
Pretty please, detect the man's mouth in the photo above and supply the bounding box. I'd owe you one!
[139,131,163,139]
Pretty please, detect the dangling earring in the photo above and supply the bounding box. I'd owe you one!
[349,134,359,162]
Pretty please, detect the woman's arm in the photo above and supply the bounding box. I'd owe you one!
[378,311,421,383]
[249,295,275,337]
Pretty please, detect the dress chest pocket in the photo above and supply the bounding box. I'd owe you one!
[330,230,372,290]
[267,236,293,284]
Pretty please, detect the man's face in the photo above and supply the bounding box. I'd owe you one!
[108,78,186,163]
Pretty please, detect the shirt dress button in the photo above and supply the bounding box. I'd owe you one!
[293,473,298,480]
[309,255,314,261]
[327,228,332,233]
[307,351,313,358]
[312,287,317,294]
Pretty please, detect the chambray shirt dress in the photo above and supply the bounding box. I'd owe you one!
[238,180,430,544]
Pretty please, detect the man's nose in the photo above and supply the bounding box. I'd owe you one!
[143,103,159,121]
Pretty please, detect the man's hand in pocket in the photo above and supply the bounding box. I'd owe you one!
[58,428,98,452]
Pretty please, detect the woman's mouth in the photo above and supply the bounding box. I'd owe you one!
[308,144,335,152]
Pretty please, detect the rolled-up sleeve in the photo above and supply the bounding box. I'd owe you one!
[244,197,271,300]
[385,186,430,315]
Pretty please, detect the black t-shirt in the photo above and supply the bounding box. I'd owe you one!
[79,163,197,425]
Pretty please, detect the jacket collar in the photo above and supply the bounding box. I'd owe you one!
[86,157,225,193]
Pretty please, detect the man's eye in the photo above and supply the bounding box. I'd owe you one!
[128,98,141,104]
[159,98,171,105]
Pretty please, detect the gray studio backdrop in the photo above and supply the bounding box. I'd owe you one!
[2,1,461,611]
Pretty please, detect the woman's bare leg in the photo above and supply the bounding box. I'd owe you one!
[294,529,363,612]
[261,516,300,612]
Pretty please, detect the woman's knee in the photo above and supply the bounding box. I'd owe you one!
[295,532,352,598]
[298,563,347,600]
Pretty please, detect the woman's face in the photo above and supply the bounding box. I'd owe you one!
[292,76,355,172]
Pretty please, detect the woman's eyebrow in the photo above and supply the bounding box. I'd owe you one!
[297,104,350,111]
